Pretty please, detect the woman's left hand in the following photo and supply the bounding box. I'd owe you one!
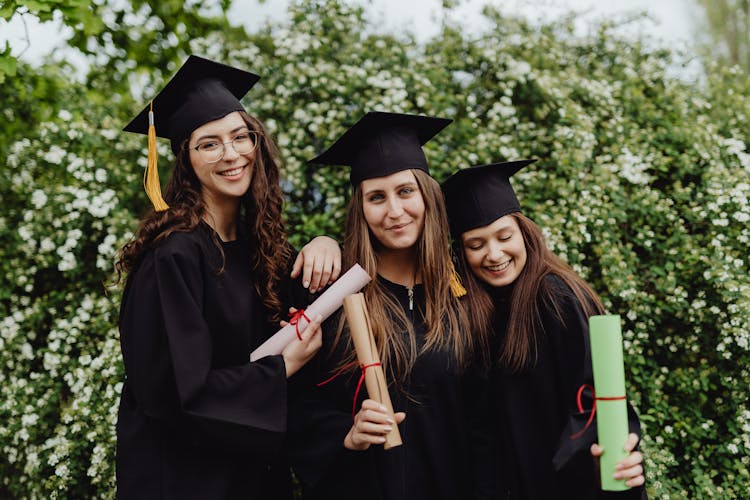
[590,432,645,487]
[291,236,342,293]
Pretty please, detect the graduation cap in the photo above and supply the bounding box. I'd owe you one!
[123,55,260,211]
[309,111,452,186]
[442,159,537,236]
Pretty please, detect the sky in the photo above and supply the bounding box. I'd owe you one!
[1,0,699,70]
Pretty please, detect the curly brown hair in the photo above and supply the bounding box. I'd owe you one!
[115,111,292,322]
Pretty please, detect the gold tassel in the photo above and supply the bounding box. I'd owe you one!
[448,259,467,297]
[143,101,169,212]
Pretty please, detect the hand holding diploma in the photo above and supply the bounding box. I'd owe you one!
[589,314,643,491]
[251,264,372,362]
[345,399,406,451]
[342,293,403,450]
[281,314,323,378]
[591,433,645,488]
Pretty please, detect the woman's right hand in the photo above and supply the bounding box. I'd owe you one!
[281,314,323,378]
[344,399,406,450]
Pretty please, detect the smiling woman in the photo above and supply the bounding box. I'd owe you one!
[443,160,647,499]
[113,55,340,499]
[187,112,257,231]
[288,112,492,500]
[360,170,426,252]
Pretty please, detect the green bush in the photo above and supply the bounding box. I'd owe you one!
[1,1,748,497]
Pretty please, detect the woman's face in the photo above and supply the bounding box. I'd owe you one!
[461,214,527,288]
[188,111,256,207]
[361,169,425,253]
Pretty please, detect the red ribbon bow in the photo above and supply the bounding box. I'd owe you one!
[288,309,311,341]
[570,384,626,440]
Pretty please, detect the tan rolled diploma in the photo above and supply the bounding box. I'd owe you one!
[343,293,403,449]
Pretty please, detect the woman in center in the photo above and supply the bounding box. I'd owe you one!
[289,112,492,500]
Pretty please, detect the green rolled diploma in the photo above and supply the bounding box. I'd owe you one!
[589,314,630,491]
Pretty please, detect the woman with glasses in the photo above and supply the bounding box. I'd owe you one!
[115,56,340,499]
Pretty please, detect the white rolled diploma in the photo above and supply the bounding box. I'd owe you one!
[343,293,402,449]
[250,263,372,361]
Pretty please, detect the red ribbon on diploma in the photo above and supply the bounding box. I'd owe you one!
[288,309,311,341]
[316,361,382,419]
[570,384,626,440]
[352,362,381,418]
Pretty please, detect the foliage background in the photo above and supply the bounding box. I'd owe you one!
[1,0,749,498]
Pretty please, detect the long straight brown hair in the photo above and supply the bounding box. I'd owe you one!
[455,212,604,372]
[331,169,477,386]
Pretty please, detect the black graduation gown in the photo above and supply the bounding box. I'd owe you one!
[490,275,646,500]
[116,223,303,500]
[288,276,493,500]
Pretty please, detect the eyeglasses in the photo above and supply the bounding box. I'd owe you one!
[190,131,259,163]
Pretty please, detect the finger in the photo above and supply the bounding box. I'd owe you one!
[280,307,299,329]
[355,421,394,436]
[315,254,333,290]
[624,432,640,452]
[625,474,646,487]
[356,401,393,422]
[614,464,643,481]
[290,251,304,278]
[301,254,316,290]
[309,262,324,293]
[305,322,323,350]
[590,443,603,457]
[359,399,390,413]
[357,408,394,425]
[298,315,322,340]
[352,431,386,445]
[393,412,406,424]
[329,257,342,284]
[615,451,643,470]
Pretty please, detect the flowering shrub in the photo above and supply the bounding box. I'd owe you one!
[1,0,748,497]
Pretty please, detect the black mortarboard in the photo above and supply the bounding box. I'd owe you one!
[122,55,259,211]
[309,111,452,185]
[442,159,537,236]
[124,55,259,155]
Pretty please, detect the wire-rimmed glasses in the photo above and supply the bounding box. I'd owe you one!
[190,131,259,163]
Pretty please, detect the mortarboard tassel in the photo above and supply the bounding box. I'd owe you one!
[448,259,467,297]
[144,101,170,212]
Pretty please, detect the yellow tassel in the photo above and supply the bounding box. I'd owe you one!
[448,259,467,297]
[143,101,169,212]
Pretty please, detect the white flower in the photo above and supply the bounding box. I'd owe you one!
[58,251,77,272]
[94,169,107,183]
[21,413,39,427]
[44,145,66,164]
[100,129,118,140]
[58,109,72,121]
[31,190,48,209]
[17,225,33,241]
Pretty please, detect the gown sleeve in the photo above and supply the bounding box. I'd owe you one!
[120,233,288,455]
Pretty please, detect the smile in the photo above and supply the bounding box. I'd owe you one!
[218,165,246,177]
[387,222,411,231]
[485,260,511,272]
